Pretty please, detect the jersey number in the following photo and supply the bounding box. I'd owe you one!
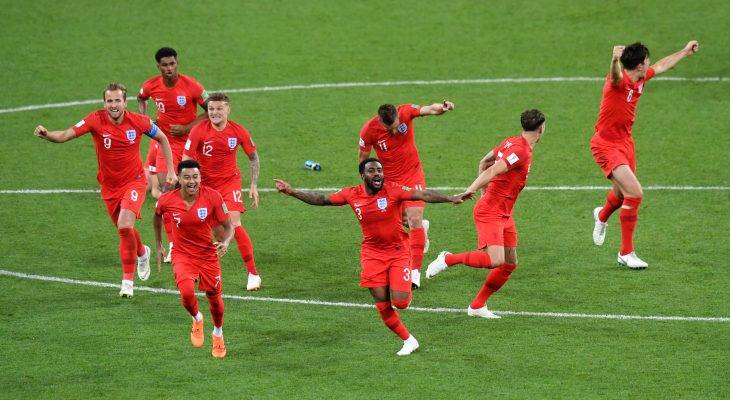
[232,190,243,203]
[355,207,362,220]
[377,140,388,151]
[130,190,139,202]
[403,267,411,282]
[173,216,181,227]
[203,143,213,157]
[103,137,112,149]
[156,101,166,113]
[626,89,634,102]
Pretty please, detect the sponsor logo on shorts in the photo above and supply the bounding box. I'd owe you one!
[177,96,187,106]
[126,130,137,142]
[377,197,388,210]
[197,207,208,220]
[228,137,237,149]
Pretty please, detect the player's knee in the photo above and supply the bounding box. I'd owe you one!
[375,301,391,312]
[205,289,221,298]
[391,297,411,310]
[490,254,505,267]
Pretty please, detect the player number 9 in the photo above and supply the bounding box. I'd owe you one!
[130,190,138,202]
[103,137,112,149]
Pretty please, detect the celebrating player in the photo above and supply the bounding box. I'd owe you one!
[34,83,177,297]
[358,101,455,288]
[154,159,234,358]
[275,158,470,356]
[182,92,262,291]
[426,109,546,319]
[138,46,209,262]
[590,41,699,269]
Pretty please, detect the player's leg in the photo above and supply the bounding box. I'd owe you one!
[229,210,261,290]
[610,165,647,268]
[198,263,225,357]
[426,219,504,278]
[404,205,426,289]
[176,276,204,348]
[591,139,626,245]
[117,181,151,282]
[468,222,518,318]
[369,287,417,356]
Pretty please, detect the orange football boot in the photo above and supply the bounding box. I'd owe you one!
[190,319,204,348]
[212,334,226,358]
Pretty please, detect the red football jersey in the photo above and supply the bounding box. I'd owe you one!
[72,110,158,197]
[358,104,424,183]
[155,186,230,262]
[476,135,533,217]
[138,74,207,152]
[593,67,656,142]
[328,182,413,255]
[144,141,159,172]
[183,119,257,189]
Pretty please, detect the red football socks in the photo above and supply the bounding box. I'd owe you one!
[206,291,225,328]
[117,227,137,280]
[619,196,642,255]
[234,226,258,275]
[599,190,623,222]
[132,228,145,257]
[177,279,199,317]
[375,301,410,340]
[470,263,517,309]
[409,227,426,270]
[445,251,492,268]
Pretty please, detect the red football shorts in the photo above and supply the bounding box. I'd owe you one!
[173,257,223,292]
[474,215,518,249]
[359,247,412,292]
[590,135,636,178]
[212,180,246,213]
[101,177,147,224]
[394,175,426,209]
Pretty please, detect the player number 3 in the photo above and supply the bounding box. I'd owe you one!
[402,267,411,282]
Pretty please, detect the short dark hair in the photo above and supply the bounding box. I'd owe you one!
[177,158,200,174]
[620,42,650,70]
[359,157,381,174]
[155,47,177,63]
[103,82,127,100]
[520,109,546,131]
[206,92,229,104]
[378,104,398,126]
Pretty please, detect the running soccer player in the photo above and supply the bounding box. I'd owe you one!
[138,46,209,261]
[182,92,262,291]
[154,159,234,358]
[426,109,546,319]
[358,101,455,289]
[275,158,470,356]
[590,41,699,269]
[34,83,177,297]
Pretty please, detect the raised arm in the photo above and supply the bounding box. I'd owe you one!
[34,126,76,143]
[465,159,509,195]
[248,151,260,208]
[419,100,455,116]
[610,45,625,86]
[651,40,699,75]
[274,179,332,206]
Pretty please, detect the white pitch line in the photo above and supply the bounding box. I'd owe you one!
[1,76,727,114]
[1,185,729,195]
[1,269,727,323]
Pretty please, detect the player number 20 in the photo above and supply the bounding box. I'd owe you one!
[155,101,166,113]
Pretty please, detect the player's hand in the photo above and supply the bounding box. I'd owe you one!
[34,125,49,139]
[214,241,230,257]
[612,45,625,60]
[249,184,259,209]
[169,124,187,136]
[274,179,292,195]
[684,40,699,56]
[453,191,475,204]
[156,243,165,272]
[442,100,455,112]
[166,172,178,189]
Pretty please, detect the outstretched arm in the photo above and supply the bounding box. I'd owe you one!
[465,159,509,195]
[248,151,260,208]
[478,150,496,174]
[651,40,699,75]
[274,179,332,206]
[609,45,625,86]
[410,189,472,204]
[34,126,76,143]
[419,100,455,116]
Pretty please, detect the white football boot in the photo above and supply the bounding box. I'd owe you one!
[617,252,648,269]
[593,207,607,246]
[163,242,173,263]
[119,280,134,298]
[247,273,262,291]
[426,251,450,279]
[422,219,430,254]
[467,306,501,319]
[136,245,151,281]
[396,335,420,356]
[411,268,421,289]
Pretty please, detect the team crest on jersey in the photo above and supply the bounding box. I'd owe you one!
[177,96,187,106]
[397,123,407,134]
[197,207,208,220]
[126,130,137,142]
[377,197,388,210]
[228,137,237,149]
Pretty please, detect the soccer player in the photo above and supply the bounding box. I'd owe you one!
[426,109,546,319]
[275,158,470,356]
[138,46,209,260]
[143,142,162,199]
[182,92,262,291]
[33,83,177,297]
[154,159,234,358]
[358,101,455,289]
[590,41,699,269]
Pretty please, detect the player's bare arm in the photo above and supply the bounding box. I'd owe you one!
[410,189,472,204]
[153,131,179,187]
[34,126,76,143]
[610,45,625,86]
[419,100,455,116]
[358,148,371,164]
[137,96,148,115]
[274,179,332,206]
[465,159,509,195]
[153,212,165,271]
[248,151,260,208]
[478,150,496,174]
[651,40,699,75]
[213,218,234,257]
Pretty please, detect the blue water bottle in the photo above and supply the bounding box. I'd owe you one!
[304,160,321,171]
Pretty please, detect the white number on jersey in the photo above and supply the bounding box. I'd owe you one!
[232,190,243,203]
[355,207,363,220]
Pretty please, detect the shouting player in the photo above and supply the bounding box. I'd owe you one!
[358,101,455,288]
[590,41,699,269]
[138,46,209,262]
[182,92,262,291]
[154,159,234,358]
[275,158,470,356]
[426,109,546,319]
[34,83,177,297]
